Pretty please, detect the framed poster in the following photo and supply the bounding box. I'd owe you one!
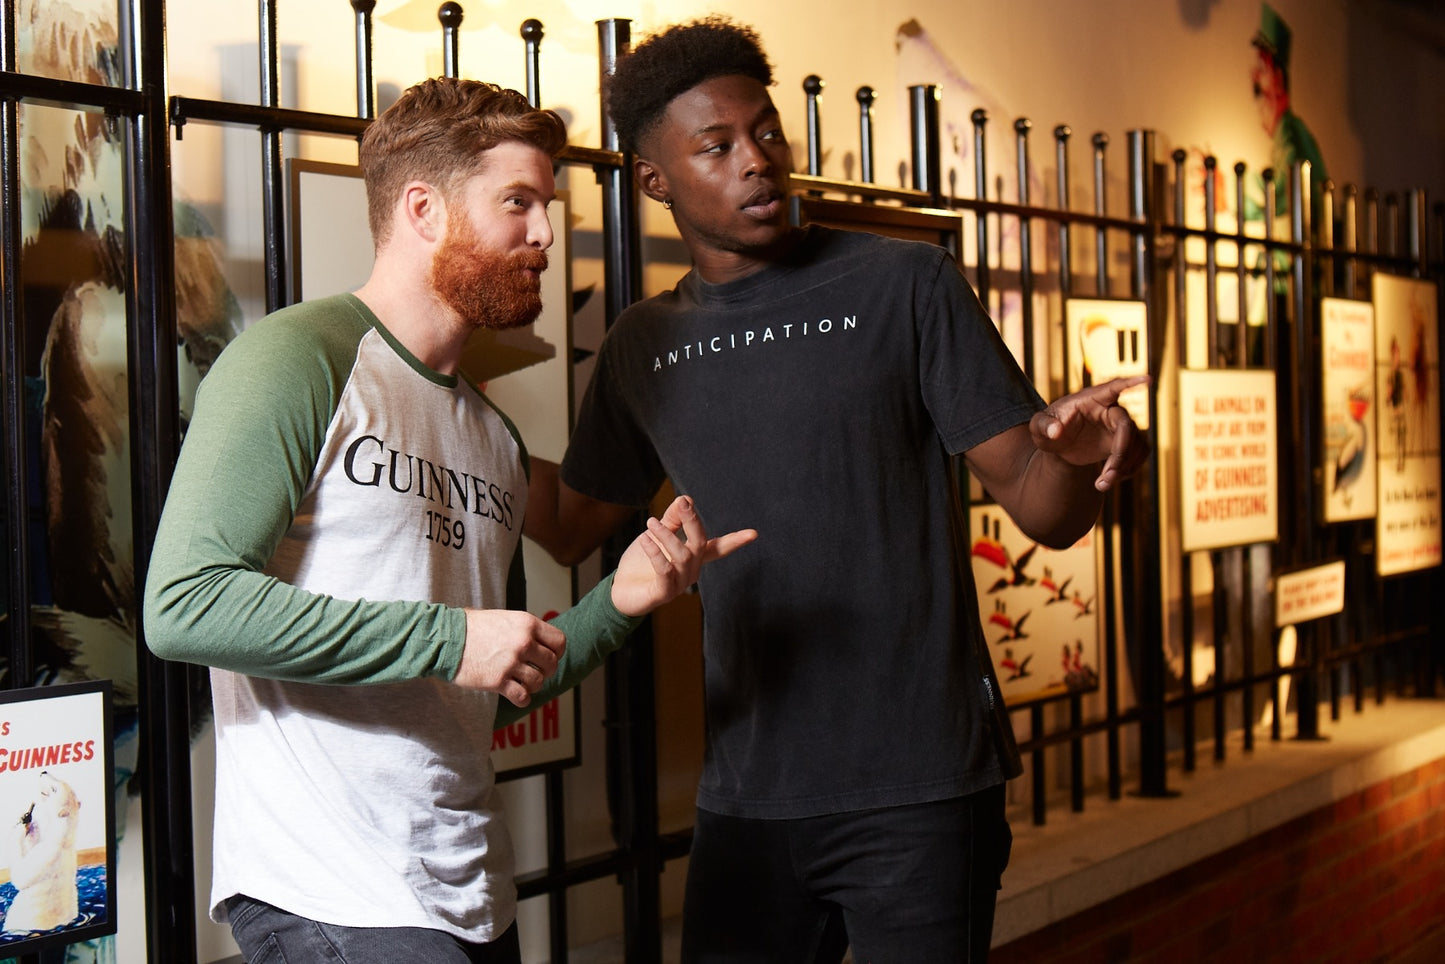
[969,507,1103,706]
[1178,368,1279,552]
[288,161,580,776]
[1064,297,1151,430]
[1320,297,1377,522]
[0,681,115,953]
[1372,275,1442,576]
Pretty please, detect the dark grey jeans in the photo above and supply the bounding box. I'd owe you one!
[224,895,521,964]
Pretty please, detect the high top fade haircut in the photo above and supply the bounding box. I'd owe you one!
[606,16,774,157]
[359,77,567,247]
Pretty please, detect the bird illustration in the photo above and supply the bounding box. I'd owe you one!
[972,514,1039,593]
[1040,566,1074,605]
[999,648,1032,681]
[1331,384,1369,505]
[986,541,1039,593]
[988,600,1031,642]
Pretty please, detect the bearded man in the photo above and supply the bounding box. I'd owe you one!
[143,77,753,963]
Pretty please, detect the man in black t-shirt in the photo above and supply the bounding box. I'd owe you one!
[524,17,1149,963]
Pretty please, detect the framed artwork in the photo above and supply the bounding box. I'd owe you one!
[288,161,581,776]
[969,507,1103,705]
[1064,297,1150,430]
[0,681,116,953]
[1372,275,1441,576]
[1178,368,1279,552]
[1320,297,1377,522]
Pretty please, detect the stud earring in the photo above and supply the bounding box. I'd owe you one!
[663,198,674,210]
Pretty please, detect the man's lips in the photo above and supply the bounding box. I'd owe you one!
[741,186,784,219]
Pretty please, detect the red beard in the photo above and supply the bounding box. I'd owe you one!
[429,219,548,331]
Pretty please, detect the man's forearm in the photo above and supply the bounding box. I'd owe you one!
[1009,447,1107,548]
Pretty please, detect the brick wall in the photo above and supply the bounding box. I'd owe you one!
[992,758,1445,963]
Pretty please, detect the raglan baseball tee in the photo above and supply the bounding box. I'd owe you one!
[144,293,635,941]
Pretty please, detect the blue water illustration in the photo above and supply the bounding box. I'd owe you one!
[0,865,108,942]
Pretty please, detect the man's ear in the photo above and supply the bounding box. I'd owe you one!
[634,156,669,206]
[401,181,445,244]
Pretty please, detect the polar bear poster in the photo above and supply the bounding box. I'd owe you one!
[4,771,83,934]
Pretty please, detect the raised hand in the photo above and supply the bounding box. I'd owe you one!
[455,609,567,706]
[1030,375,1151,492]
[610,496,758,617]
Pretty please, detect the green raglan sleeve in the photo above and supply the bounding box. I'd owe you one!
[142,300,467,685]
[494,569,642,728]
[490,427,642,729]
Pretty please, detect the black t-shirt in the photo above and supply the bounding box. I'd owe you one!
[564,226,1043,818]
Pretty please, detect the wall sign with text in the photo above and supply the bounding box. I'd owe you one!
[1320,297,1377,523]
[1178,368,1279,552]
[1372,275,1441,576]
[1064,297,1151,430]
[0,681,115,954]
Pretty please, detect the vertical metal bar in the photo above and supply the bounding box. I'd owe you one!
[1263,170,1278,372]
[1086,133,1109,296]
[1338,182,1365,719]
[1055,123,1083,809]
[1290,159,1321,741]
[522,19,543,108]
[1127,129,1169,797]
[1015,118,1035,381]
[972,109,992,305]
[351,0,376,119]
[520,15,557,953]
[1092,133,1110,296]
[1202,153,1231,762]
[1030,704,1045,826]
[1069,694,1084,812]
[440,2,462,80]
[545,769,569,964]
[1361,186,1388,712]
[908,84,941,206]
[1234,162,1250,366]
[1427,202,1439,274]
[259,0,286,312]
[1364,189,1380,252]
[597,19,641,320]
[856,86,875,185]
[595,22,659,963]
[1235,162,1256,750]
[1170,148,1196,774]
[1319,185,1342,724]
[1211,548,1227,762]
[1414,192,1441,698]
[1105,527,1122,800]
[1385,193,1401,258]
[1408,188,1427,277]
[129,0,198,957]
[1091,131,1122,799]
[1343,185,1358,299]
[2,0,35,694]
[1055,125,1072,300]
[804,75,823,177]
[1204,155,1219,366]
